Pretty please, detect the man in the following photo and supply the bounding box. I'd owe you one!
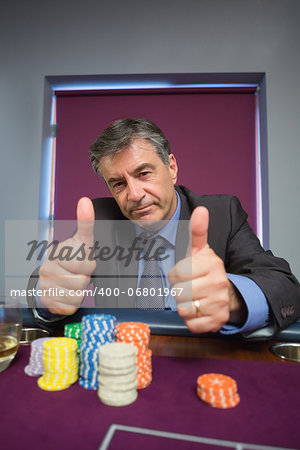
[28,118,300,338]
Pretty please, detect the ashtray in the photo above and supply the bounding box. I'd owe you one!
[270,342,300,363]
[21,328,50,344]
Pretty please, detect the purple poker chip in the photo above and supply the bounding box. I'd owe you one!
[24,337,53,377]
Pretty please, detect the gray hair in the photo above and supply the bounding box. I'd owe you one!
[89,118,171,176]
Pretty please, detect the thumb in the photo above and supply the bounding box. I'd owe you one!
[187,206,209,256]
[75,197,95,245]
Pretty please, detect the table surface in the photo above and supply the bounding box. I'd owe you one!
[52,328,284,362]
[148,335,283,362]
[2,334,299,450]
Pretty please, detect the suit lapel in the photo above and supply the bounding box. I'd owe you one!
[174,188,191,263]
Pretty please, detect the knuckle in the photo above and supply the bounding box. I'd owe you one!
[212,275,229,291]
[216,311,229,328]
[70,276,87,291]
[215,255,224,267]
[187,321,200,334]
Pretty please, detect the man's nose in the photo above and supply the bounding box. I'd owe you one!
[127,179,145,202]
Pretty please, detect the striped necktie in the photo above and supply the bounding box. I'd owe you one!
[136,234,167,310]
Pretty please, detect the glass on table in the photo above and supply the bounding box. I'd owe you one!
[0,297,22,372]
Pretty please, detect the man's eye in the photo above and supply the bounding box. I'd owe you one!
[113,182,123,189]
[140,171,150,177]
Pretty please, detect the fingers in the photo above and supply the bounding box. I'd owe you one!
[168,248,219,284]
[38,198,96,315]
[169,214,231,333]
[172,274,229,306]
[75,197,95,246]
[181,316,229,334]
[187,206,209,256]
[40,260,92,289]
[177,297,230,334]
[39,258,91,312]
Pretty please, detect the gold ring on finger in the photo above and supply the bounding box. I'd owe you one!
[193,299,202,318]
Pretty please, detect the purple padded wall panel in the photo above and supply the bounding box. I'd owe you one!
[55,89,257,231]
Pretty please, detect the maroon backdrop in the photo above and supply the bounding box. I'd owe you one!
[54,88,257,231]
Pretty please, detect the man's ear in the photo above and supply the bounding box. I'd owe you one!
[168,154,178,184]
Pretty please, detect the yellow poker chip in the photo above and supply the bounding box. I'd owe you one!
[37,337,79,392]
[44,361,77,369]
[44,352,77,359]
[43,356,78,363]
[44,365,76,373]
[39,371,78,385]
[38,378,72,391]
[44,337,78,350]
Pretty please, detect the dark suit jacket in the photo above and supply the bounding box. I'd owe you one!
[28,185,300,335]
[90,185,300,332]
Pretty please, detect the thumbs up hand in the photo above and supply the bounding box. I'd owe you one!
[168,206,236,334]
[39,197,97,315]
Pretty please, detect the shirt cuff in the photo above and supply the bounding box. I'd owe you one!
[34,280,65,320]
[220,273,270,335]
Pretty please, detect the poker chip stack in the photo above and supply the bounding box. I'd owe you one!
[37,338,78,391]
[24,337,53,377]
[116,322,152,389]
[64,322,82,358]
[79,314,116,390]
[98,342,138,407]
[197,373,240,409]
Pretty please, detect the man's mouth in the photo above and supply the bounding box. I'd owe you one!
[131,204,153,214]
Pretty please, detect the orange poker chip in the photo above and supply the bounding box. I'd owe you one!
[137,362,152,371]
[137,371,152,389]
[197,389,240,409]
[117,334,150,345]
[137,359,151,366]
[116,322,150,334]
[196,373,239,409]
[197,387,237,402]
[117,326,150,335]
[137,349,152,359]
[197,373,237,393]
[116,322,152,390]
[117,328,149,336]
[137,359,151,367]
[197,386,236,401]
[117,321,150,330]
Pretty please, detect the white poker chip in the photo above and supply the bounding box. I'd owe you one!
[99,378,138,393]
[97,342,138,406]
[98,389,138,407]
[99,342,137,358]
[99,365,136,377]
[99,372,137,386]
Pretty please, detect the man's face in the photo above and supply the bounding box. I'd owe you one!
[99,139,178,224]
